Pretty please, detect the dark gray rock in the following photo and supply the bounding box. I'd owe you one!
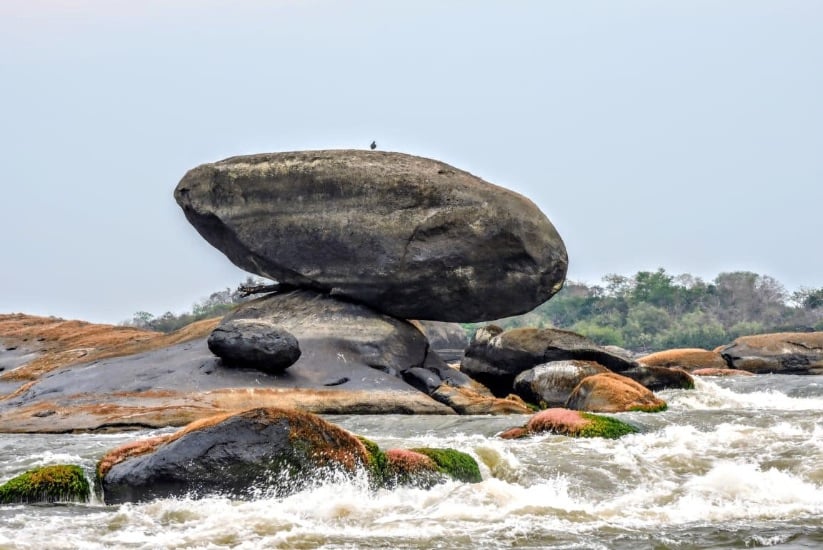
[207,319,300,373]
[100,408,369,504]
[174,150,568,322]
[620,365,695,391]
[462,326,639,396]
[513,360,609,407]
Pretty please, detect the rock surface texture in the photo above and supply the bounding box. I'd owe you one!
[174,150,568,322]
[717,332,823,375]
[513,360,609,407]
[207,319,300,373]
[565,372,667,413]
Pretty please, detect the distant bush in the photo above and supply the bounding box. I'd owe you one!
[123,276,265,333]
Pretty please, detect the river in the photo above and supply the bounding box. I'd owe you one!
[1,376,822,549]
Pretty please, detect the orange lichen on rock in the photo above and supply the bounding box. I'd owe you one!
[0,314,220,381]
[385,448,438,474]
[97,435,171,478]
[566,372,667,413]
[638,348,728,371]
[691,368,754,377]
[526,408,590,435]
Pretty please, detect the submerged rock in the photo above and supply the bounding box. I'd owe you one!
[499,408,637,439]
[99,408,371,504]
[207,319,300,373]
[0,464,90,504]
[565,372,667,413]
[174,150,567,322]
[717,332,823,375]
[462,326,638,396]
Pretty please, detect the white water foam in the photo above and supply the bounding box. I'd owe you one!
[668,377,823,411]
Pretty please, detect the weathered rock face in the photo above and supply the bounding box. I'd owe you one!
[717,332,823,375]
[100,408,370,504]
[461,326,639,396]
[499,408,638,440]
[565,372,667,413]
[638,348,729,372]
[513,360,609,407]
[174,150,568,322]
[207,319,300,373]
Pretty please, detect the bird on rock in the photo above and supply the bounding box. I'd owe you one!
[370,141,377,150]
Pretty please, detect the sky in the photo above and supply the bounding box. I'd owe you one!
[1,1,821,324]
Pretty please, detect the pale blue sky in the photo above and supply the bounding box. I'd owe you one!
[1,1,821,323]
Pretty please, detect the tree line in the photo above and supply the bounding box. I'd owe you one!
[125,269,823,353]
[467,269,823,353]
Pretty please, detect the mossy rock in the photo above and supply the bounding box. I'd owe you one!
[576,412,639,439]
[357,436,390,487]
[0,464,90,504]
[410,448,482,483]
[629,402,668,413]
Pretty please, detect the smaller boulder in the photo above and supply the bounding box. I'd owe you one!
[383,447,482,487]
[207,319,300,373]
[430,383,532,415]
[717,332,823,375]
[513,360,608,407]
[0,464,90,504]
[565,372,667,413]
[620,365,695,391]
[499,408,637,439]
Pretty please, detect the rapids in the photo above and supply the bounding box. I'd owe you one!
[1,376,822,549]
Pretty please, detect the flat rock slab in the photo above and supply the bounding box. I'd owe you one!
[0,337,453,433]
[174,150,568,322]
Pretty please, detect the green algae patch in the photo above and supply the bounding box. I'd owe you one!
[0,464,90,504]
[577,412,639,439]
[411,448,482,483]
[357,436,390,486]
[629,402,668,413]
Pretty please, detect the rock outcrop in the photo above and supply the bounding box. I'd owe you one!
[461,326,638,396]
[100,408,371,504]
[207,319,300,373]
[174,150,567,322]
[716,332,823,375]
[410,320,468,362]
[565,372,667,413]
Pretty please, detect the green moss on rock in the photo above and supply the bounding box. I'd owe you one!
[577,413,639,439]
[357,436,390,486]
[410,448,482,483]
[629,402,668,413]
[0,464,90,504]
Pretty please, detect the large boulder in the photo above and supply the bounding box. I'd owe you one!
[461,326,639,396]
[99,408,370,504]
[565,372,667,413]
[512,360,609,407]
[174,150,568,322]
[716,332,823,374]
[207,319,300,373]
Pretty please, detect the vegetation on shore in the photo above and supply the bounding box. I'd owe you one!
[466,269,823,353]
